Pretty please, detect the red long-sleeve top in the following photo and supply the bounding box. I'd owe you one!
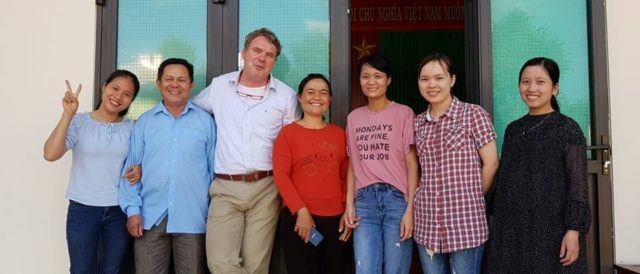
[273,122,348,216]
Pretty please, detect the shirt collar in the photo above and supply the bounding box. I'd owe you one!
[152,100,197,117]
[228,70,278,92]
[424,96,462,122]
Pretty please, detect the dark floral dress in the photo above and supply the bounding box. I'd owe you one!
[485,112,591,274]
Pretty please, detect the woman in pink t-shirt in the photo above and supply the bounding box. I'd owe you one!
[344,54,419,274]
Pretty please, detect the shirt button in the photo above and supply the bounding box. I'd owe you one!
[172,160,176,163]
[174,138,177,142]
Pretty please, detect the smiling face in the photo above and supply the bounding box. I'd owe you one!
[519,65,558,115]
[418,60,455,107]
[156,64,194,109]
[241,35,278,86]
[299,78,331,118]
[100,76,136,115]
[359,63,391,100]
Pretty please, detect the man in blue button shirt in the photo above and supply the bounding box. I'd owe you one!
[119,58,216,274]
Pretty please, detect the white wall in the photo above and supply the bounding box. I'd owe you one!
[607,0,640,265]
[0,1,96,273]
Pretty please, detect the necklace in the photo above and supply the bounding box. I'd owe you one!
[521,113,553,135]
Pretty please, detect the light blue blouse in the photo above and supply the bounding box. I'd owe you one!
[65,112,133,206]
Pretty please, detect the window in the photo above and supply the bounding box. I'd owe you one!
[491,0,591,150]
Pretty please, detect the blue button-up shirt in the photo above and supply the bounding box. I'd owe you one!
[119,101,216,233]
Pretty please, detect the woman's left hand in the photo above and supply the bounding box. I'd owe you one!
[560,230,580,266]
[400,207,413,241]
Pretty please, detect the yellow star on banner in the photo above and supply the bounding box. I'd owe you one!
[353,37,376,60]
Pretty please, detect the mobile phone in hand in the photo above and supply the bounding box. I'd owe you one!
[309,227,324,246]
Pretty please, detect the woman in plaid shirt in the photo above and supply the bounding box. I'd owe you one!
[412,53,499,274]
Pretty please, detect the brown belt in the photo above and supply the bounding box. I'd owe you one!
[216,170,273,182]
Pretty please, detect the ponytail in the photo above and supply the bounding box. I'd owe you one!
[551,95,561,113]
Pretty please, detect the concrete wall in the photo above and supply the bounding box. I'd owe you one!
[607,0,640,265]
[0,0,638,272]
[0,1,96,273]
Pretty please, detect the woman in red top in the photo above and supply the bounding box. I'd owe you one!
[273,73,352,274]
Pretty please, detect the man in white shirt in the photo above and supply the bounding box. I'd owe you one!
[192,28,297,274]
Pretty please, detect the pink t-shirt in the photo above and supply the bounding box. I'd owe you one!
[346,102,415,196]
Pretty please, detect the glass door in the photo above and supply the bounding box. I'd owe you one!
[490,0,614,273]
[117,0,207,118]
[95,0,208,119]
[236,4,332,272]
[238,0,330,94]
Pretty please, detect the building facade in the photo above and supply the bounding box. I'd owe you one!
[0,0,638,273]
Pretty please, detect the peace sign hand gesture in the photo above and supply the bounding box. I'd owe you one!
[62,80,82,117]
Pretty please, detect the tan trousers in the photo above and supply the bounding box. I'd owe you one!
[206,176,281,274]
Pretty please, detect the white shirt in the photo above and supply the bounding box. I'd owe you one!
[193,71,298,174]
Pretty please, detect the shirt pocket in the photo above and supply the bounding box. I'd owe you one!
[256,105,285,139]
[444,125,467,151]
[180,128,207,157]
[415,132,431,155]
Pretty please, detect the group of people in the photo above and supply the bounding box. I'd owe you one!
[44,28,590,274]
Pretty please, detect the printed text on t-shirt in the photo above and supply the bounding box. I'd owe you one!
[354,123,393,161]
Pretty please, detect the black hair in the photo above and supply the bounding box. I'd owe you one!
[417,52,455,78]
[519,57,561,112]
[359,54,392,78]
[95,69,141,117]
[298,73,331,96]
[157,58,194,83]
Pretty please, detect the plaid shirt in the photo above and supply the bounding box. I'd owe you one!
[413,97,496,253]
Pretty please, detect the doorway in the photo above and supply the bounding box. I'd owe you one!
[349,0,466,115]
[348,1,466,273]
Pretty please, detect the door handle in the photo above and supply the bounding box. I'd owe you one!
[603,160,611,175]
[586,134,611,176]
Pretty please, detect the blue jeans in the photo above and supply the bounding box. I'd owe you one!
[353,183,412,274]
[66,200,130,274]
[417,244,484,274]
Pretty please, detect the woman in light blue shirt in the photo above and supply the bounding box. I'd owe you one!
[44,70,140,274]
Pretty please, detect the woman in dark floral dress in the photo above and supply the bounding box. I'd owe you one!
[485,57,591,273]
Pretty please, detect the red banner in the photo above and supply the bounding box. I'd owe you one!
[350,0,464,31]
